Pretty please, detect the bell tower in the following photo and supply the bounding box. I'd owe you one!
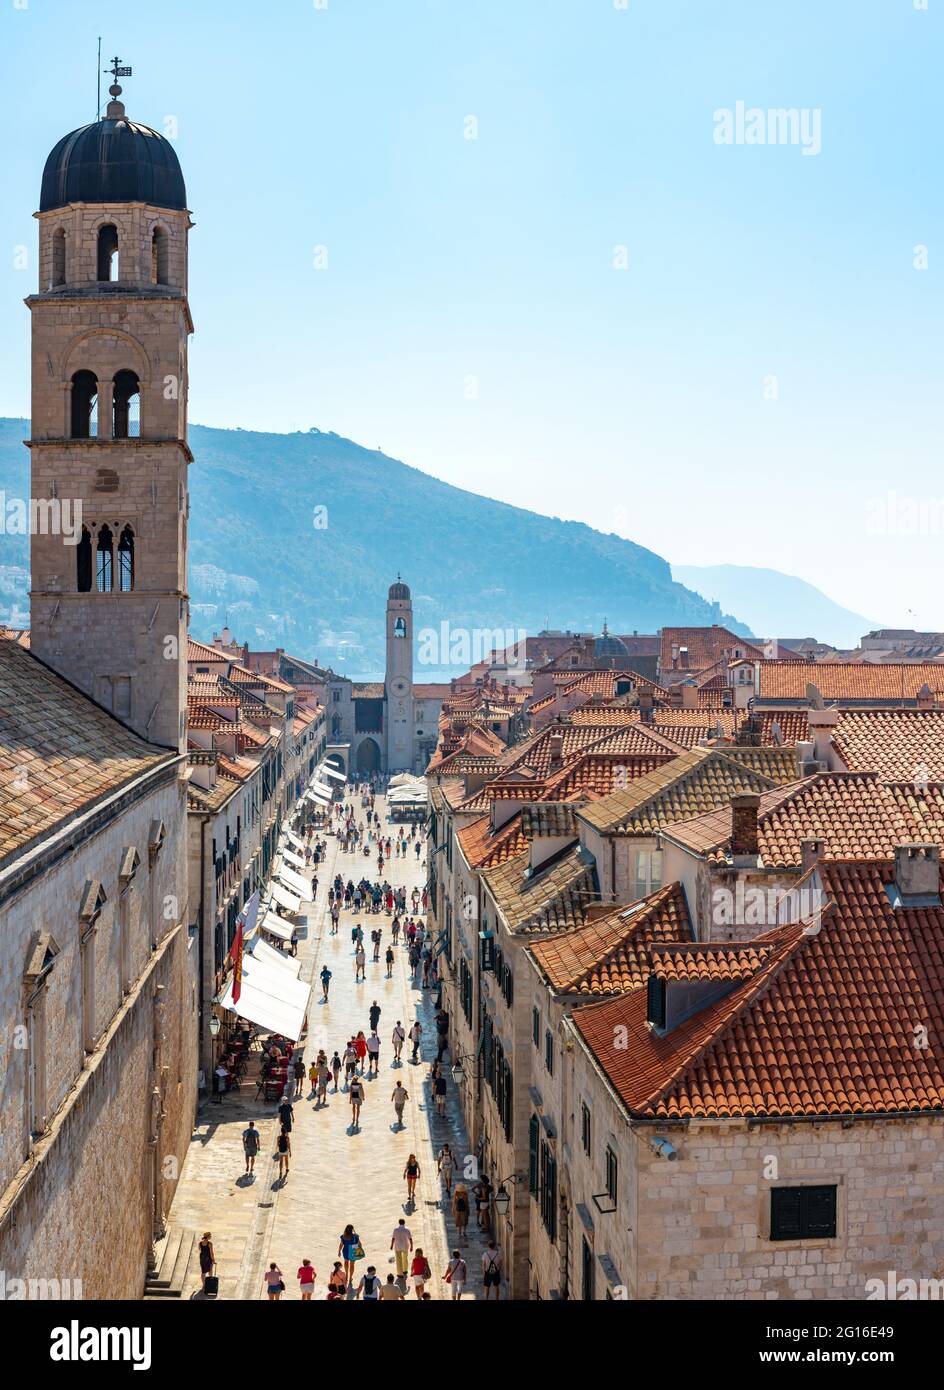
[27,71,191,751]
[385,576,413,771]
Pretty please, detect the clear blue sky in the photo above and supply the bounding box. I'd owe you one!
[1,0,941,629]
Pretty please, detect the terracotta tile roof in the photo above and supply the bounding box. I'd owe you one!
[665,772,944,868]
[187,771,241,812]
[576,747,795,836]
[758,661,944,706]
[0,633,172,863]
[832,709,944,781]
[187,637,227,663]
[499,723,632,778]
[580,726,689,759]
[187,676,241,706]
[226,664,294,695]
[542,752,672,801]
[660,626,764,674]
[572,859,944,1118]
[413,683,452,699]
[457,813,528,869]
[520,803,580,838]
[752,710,813,745]
[482,843,600,935]
[217,753,256,780]
[528,882,694,996]
[649,938,779,983]
[569,707,643,726]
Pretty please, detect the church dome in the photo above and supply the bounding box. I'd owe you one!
[388,578,411,601]
[594,623,629,661]
[39,102,187,213]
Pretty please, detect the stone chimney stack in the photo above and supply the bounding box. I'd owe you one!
[548,730,564,768]
[807,706,839,766]
[800,836,825,873]
[731,793,761,860]
[681,683,698,710]
[638,686,654,724]
[894,843,941,898]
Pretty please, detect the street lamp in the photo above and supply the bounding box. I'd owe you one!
[451,1053,478,1085]
[493,1172,524,1218]
[208,1014,221,1039]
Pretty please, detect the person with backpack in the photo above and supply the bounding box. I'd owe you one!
[372,927,382,961]
[356,1266,382,1301]
[410,1248,432,1298]
[242,1121,260,1175]
[443,1250,467,1301]
[349,1074,365,1129]
[276,1126,291,1181]
[338,1226,361,1287]
[264,1261,285,1300]
[482,1241,503,1299]
[321,964,332,1000]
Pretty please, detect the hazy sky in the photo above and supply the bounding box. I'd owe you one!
[1,0,941,628]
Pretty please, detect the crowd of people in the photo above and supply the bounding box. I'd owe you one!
[199,778,504,1301]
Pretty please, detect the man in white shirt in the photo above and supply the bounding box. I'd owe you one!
[391,1082,409,1129]
[392,1021,406,1063]
[366,1030,381,1076]
[390,1218,413,1277]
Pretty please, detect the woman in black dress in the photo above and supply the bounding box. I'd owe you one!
[198,1232,215,1292]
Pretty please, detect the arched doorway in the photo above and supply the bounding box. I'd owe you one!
[325,752,346,774]
[356,738,381,774]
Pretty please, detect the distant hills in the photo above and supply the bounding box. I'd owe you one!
[0,418,747,674]
[672,563,877,651]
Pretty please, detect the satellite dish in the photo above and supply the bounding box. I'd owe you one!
[805,683,824,710]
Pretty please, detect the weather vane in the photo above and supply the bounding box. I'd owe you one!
[106,53,132,98]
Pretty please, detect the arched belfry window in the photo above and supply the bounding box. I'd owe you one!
[97,224,119,281]
[96,525,114,593]
[118,525,135,592]
[52,229,66,287]
[71,370,98,438]
[394,617,407,638]
[113,371,140,439]
[151,228,169,285]
[77,526,92,592]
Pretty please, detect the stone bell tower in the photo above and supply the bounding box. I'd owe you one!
[26,72,191,751]
[385,576,414,771]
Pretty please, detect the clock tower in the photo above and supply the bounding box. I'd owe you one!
[384,576,413,771]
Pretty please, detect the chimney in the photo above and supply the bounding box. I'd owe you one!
[807,706,839,765]
[894,843,941,898]
[681,683,697,709]
[800,836,825,873]
[638,686,654,723]
[917,683,935,711]
[731,793,761,860]
[548,731,564,768]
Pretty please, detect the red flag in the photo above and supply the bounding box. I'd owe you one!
[230,919,244,1005]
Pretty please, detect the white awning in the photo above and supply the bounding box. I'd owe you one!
[278,865,313,902]
[247,933,300,976]
[306,788,331,805]
[284,828,307,852]
[217,953,310,1041]
[260,911,293,942]
[322,766,346,782]
[268,882,301,915]
[309,781,334,799]
[281,848,307,871]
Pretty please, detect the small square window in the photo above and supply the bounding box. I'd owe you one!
[770,1185,836,1241]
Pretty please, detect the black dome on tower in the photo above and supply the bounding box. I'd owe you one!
[388,578,411,601]
[39,104,187,214]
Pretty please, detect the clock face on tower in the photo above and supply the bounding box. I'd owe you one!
[391,677,408,697]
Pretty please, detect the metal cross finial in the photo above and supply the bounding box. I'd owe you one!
[105,53,132,99]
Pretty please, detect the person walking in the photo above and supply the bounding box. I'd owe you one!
[326,1262,347,1300]
[372,926,382,961]
[349,1074,365,1129]
[443,1251,467,1301]
[316,1055,330,1106]
[369,1000,381,1032]
[482,1241,503,1299]
[320,964,332,1000]
[292,1054,305,1097]
[356,1266,382,1301]
[380,1273,404,1300]
[276,1126,291,1181]
[242,1121,259,1175]
[343,1040,358,1085]
[385,944,395,977]
[435,1008,449,1062]
[330,901,340,934]
[404,1153,421,1204]
[298,1258,316,1301]
[355,942,366,981]
[330,1049,342,1091]
[338,1226,361,1287]
[410,1248,431,1299]
[198,1232,216,1293]
[433,1068,448,1118]
[452,1184,470,1243]
[390,1219,413,1279]
[264,1262,285,1301]
[366,1030,381,1076]
[354,1031,368,1074]
[437,1143,454,1196]
[409,1020,422,1063]
[392,1021,405,1063]
[474,1175,492,1232]
[277,1095,294,1133]
[391,1081,409,1130]
[308,1058,319,1097]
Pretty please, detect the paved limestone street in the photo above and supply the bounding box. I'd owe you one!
[167,790,487,1300]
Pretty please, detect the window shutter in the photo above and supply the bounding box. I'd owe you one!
[647,975,666,1029]
[529,1115,539,1194]
[804,1186,837,1238]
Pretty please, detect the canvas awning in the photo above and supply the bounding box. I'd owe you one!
[277,864,313,902]
[247,933,300,976]
[322,766,346,782]
[281,848,307,871]
[306,788,331,805]
[260,911,293,942]
[284,828,307,852]
[217,953,310,1041]
[309,780,334,799]
[268,882,301,915]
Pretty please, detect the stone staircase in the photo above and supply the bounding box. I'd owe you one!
[144,1227,195,1298]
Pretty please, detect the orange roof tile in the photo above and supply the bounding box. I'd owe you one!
[758,661,944,705]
